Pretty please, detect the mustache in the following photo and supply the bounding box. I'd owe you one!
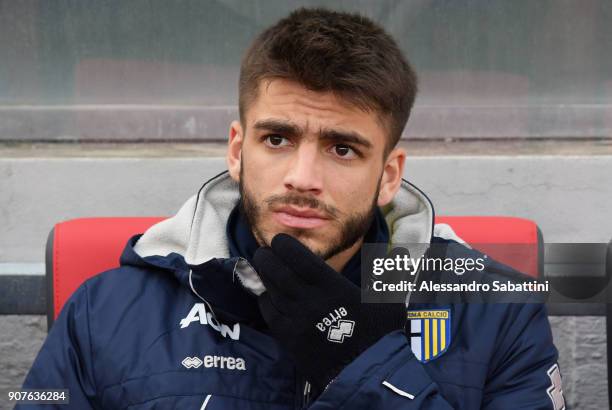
[264,193,340,219]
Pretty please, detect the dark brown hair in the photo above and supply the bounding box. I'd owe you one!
[239,7,418,152]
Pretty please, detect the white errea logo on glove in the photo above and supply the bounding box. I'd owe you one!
[327,319,355,343]
[316,307,355,343]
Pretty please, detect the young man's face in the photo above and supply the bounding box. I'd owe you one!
[227,79,405,270]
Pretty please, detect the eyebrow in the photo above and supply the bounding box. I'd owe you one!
[319,129,373,149]
[253,118,373,149]
[253,119,301,137]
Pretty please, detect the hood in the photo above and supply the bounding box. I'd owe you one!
[130,171,461,297]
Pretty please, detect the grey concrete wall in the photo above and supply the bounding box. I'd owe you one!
[549,316,608,409]
[0,315,604,410]
[0,316,46,410]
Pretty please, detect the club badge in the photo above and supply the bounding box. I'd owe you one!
[407,309,451,362]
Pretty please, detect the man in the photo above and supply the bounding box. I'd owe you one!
[18,8,564,409]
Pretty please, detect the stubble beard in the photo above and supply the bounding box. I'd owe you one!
[238,165,380,261]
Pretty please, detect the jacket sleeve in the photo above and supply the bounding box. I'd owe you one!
[14,283,97,410]
[481,303,565,410]
[308,330,455,409]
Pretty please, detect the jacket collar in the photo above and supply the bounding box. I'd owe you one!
[130,170,453,298]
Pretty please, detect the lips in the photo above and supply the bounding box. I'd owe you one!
[275,206,328,219]
[272,206,330,229]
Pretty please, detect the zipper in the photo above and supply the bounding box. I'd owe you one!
[302,381,312,408]
[295,375,312,409]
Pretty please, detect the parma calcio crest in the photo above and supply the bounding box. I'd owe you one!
[406,309,451,363]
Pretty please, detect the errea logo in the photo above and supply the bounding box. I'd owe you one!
[179,303,240,340]
[182,356,203,369]
[327,320,355,343]
[182,355,246,371]
[315,307,355,343]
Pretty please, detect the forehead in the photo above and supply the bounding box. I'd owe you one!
[245,79,388,142]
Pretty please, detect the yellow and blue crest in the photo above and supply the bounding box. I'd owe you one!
[406,309,451,363]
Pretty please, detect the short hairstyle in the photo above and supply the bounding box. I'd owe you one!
[239,7,418,152]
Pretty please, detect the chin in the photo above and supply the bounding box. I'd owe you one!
[266,228,321,249]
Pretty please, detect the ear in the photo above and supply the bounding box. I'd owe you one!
[226,120,244,182]
[377,147,406,207]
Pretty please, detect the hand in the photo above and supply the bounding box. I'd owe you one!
[253,233,407,391]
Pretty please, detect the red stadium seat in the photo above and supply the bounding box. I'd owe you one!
[45,217,166,330]
[435,216,542,280]
[45,216,543,330]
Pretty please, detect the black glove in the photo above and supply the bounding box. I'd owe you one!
[253,233,407,391]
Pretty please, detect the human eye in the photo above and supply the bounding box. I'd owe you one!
[262,134,292,148]
[329,143,359,160]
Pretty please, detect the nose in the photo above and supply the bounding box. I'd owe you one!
[283,142,323,195]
